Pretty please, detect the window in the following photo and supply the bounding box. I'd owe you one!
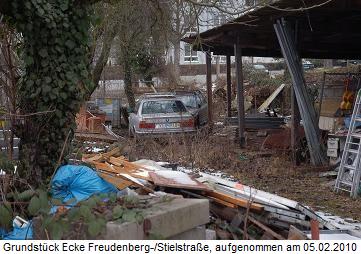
[213,14,227,27]
[184,44,198,63]
[141,100,187,114]
[211,53,227,63]
[178,95,198,109]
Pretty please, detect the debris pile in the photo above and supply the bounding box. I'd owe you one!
[75,106,121,143]
[82,148,361,240]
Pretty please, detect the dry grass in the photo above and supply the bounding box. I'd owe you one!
[125,130,240,171]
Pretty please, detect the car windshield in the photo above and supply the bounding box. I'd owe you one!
[141,100,187,114]
[178,95,198,108]
[254,65,266,70]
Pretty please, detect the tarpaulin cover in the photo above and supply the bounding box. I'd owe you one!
[1,220,33,240]
[51,165,117,204]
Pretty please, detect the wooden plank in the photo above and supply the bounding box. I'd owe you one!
[102,147,122,159]
[97,172,132,190]
[109,157,152,181]
[97,170,153,193]
[205,190,264,212]
[258,83,286,112]
[118,173,153,193]
[288,225,308,240]
[89,158,152,181]
[208,196,238,209]
[248,215,285,240]
[149,172,209,191]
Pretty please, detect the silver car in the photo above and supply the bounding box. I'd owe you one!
[128,94,196,137]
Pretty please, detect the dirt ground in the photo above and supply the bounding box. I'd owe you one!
[118,126,361,221]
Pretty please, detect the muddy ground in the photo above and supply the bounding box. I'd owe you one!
[117,126,361,221]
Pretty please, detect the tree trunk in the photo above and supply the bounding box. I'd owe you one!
[11,1,94,186]
[173,42,181,80]
[91,20,119,90]
[123,52,135,110]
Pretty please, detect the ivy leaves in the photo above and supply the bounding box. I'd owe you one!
[0,204,13,230]
[11,0,94,182]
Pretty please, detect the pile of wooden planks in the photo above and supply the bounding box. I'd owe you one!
[83,148,359,240]
[82,148,264,213]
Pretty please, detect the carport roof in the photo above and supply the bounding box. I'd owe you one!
[182,0,361,59]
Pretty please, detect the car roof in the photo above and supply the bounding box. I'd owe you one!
[173,90,203,95]
[140,93,176,99]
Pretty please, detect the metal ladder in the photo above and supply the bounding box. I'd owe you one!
[335,90,361,198]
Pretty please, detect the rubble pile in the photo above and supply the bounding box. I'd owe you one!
[82,147,361,240]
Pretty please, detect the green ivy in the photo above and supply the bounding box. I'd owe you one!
[11,0,95,183]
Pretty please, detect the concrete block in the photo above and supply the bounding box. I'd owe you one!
[105,198,209,240]
[206,229,217,240]
[169,226,206,240]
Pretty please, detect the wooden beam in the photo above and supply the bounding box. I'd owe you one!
[234,35,246,148]
[247,215,285,240]
[226,55,232,117]
[206,51,213,126]
[205,190,264,212]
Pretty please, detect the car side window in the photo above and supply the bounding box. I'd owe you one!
[197,92,205,105]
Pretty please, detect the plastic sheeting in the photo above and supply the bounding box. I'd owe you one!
[50,165,117,204]
[1,220,33,240]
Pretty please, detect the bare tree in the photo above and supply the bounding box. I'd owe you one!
[112,0,169,109]
[0,22,20,160]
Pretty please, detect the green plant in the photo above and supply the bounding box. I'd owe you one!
[9,0,95,185]
[22,191,146,239]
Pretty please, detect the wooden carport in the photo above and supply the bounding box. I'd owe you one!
[183,0,361,166]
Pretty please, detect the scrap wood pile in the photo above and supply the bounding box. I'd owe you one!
[83,148,361,240]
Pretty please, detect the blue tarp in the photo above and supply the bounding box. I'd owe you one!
[51,165,117,204]
[1,220,33,240]
[1,165,116,240]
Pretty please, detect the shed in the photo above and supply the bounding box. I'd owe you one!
[183,0,361,166]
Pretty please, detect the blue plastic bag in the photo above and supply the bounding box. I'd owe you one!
[345,115,361,129]
[1,220,33,240]
[50,165,117,204]
[0,228,6,239]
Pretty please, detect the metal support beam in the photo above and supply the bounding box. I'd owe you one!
[291,88,300,166]
[226,55,232,117]
[274,19,326,166]
[206,51,213,126]
[234,36,246,148]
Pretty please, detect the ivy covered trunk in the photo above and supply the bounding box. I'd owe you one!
[11,0,95,185]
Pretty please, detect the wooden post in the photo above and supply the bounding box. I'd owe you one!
[234,36,246,148]
[206,51,213,126]
[310,219,320,240]
[226,55,232,117]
